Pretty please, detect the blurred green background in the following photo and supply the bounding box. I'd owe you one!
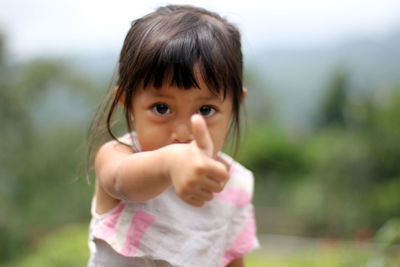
[1,1,400,266]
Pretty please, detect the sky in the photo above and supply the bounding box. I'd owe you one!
[1,0,400,60]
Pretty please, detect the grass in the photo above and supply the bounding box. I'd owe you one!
[244,245,371,267]
[2,223,398,267]
[1,223,89,267]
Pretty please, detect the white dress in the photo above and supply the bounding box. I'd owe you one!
[88,133,259,267]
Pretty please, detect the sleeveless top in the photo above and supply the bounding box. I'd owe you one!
[88,133,259,267]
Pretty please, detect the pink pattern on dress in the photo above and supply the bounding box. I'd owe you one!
[120,210,156,257]
[222,213,256,266]
[95,203,126,240]
[214,186,251,208]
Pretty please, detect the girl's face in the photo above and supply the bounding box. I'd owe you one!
[131,81,233,156]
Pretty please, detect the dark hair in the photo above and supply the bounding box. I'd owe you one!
[87,5,244,178]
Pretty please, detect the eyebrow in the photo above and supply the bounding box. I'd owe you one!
[198,95,223,101]
[148,91,174,99]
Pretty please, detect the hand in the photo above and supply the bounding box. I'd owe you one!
[166,114,230,207]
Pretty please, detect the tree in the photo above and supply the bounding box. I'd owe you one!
[316,69,349,129]
[0,36,97,262]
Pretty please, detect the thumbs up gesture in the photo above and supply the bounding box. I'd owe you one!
[191,114,214,157]
[166,114,230,207]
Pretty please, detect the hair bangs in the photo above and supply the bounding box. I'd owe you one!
[140,22,233,99]
[142,40,201,90]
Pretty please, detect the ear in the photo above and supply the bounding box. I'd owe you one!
[113,86,126,106]
[114,86,135,121]
[240,88,248,103]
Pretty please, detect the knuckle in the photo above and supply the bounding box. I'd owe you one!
[196,201,205,207]
[221,172,230,182]
[189,199,201,207]
[186,178,198,188]
[176,185,191,198]
[194,162,206,176]
[176,188,186,199]
[217,180,227,192]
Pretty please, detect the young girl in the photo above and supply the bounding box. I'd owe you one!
[87,5,259,267]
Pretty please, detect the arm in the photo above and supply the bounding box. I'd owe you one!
[95,115,229,205]
[227,257,244,267]
[94,141,172,203]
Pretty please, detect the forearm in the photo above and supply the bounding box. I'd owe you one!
[102,148,171,203]
[95,132,228,207]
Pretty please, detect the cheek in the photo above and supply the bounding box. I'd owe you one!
[137,131,166,151]
[212,135,225,154]
[134,120,167,151]
[209,120,231,153]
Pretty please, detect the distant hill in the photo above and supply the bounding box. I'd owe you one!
[246,29,400,128]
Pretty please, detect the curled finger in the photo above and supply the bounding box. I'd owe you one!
[186,195,205,207]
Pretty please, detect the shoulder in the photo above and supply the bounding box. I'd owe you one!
[95,139,132,165]
[219,152,255,196]
[117,132,142,151]
[95,132,140,162]
[219,153,254,180]
[94,133,140,178]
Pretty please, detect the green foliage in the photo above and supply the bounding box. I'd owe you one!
[0,43,96,262]
[242,72,400,238]
[288,129,374,236]
[239,125,305,178]
[375,218,400,245]
[0,223,89,267]
[246,245,372,267]
[316,69,349,128]
[367,90,400,180]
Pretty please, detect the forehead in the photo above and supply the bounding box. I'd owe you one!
[140,84,225,102]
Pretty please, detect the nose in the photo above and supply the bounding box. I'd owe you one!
[171,119,193,143]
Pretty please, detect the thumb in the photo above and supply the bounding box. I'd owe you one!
[191,114,214,156]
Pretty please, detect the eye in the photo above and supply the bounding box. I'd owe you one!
[152,103,171,115]
[198,105,216,117]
